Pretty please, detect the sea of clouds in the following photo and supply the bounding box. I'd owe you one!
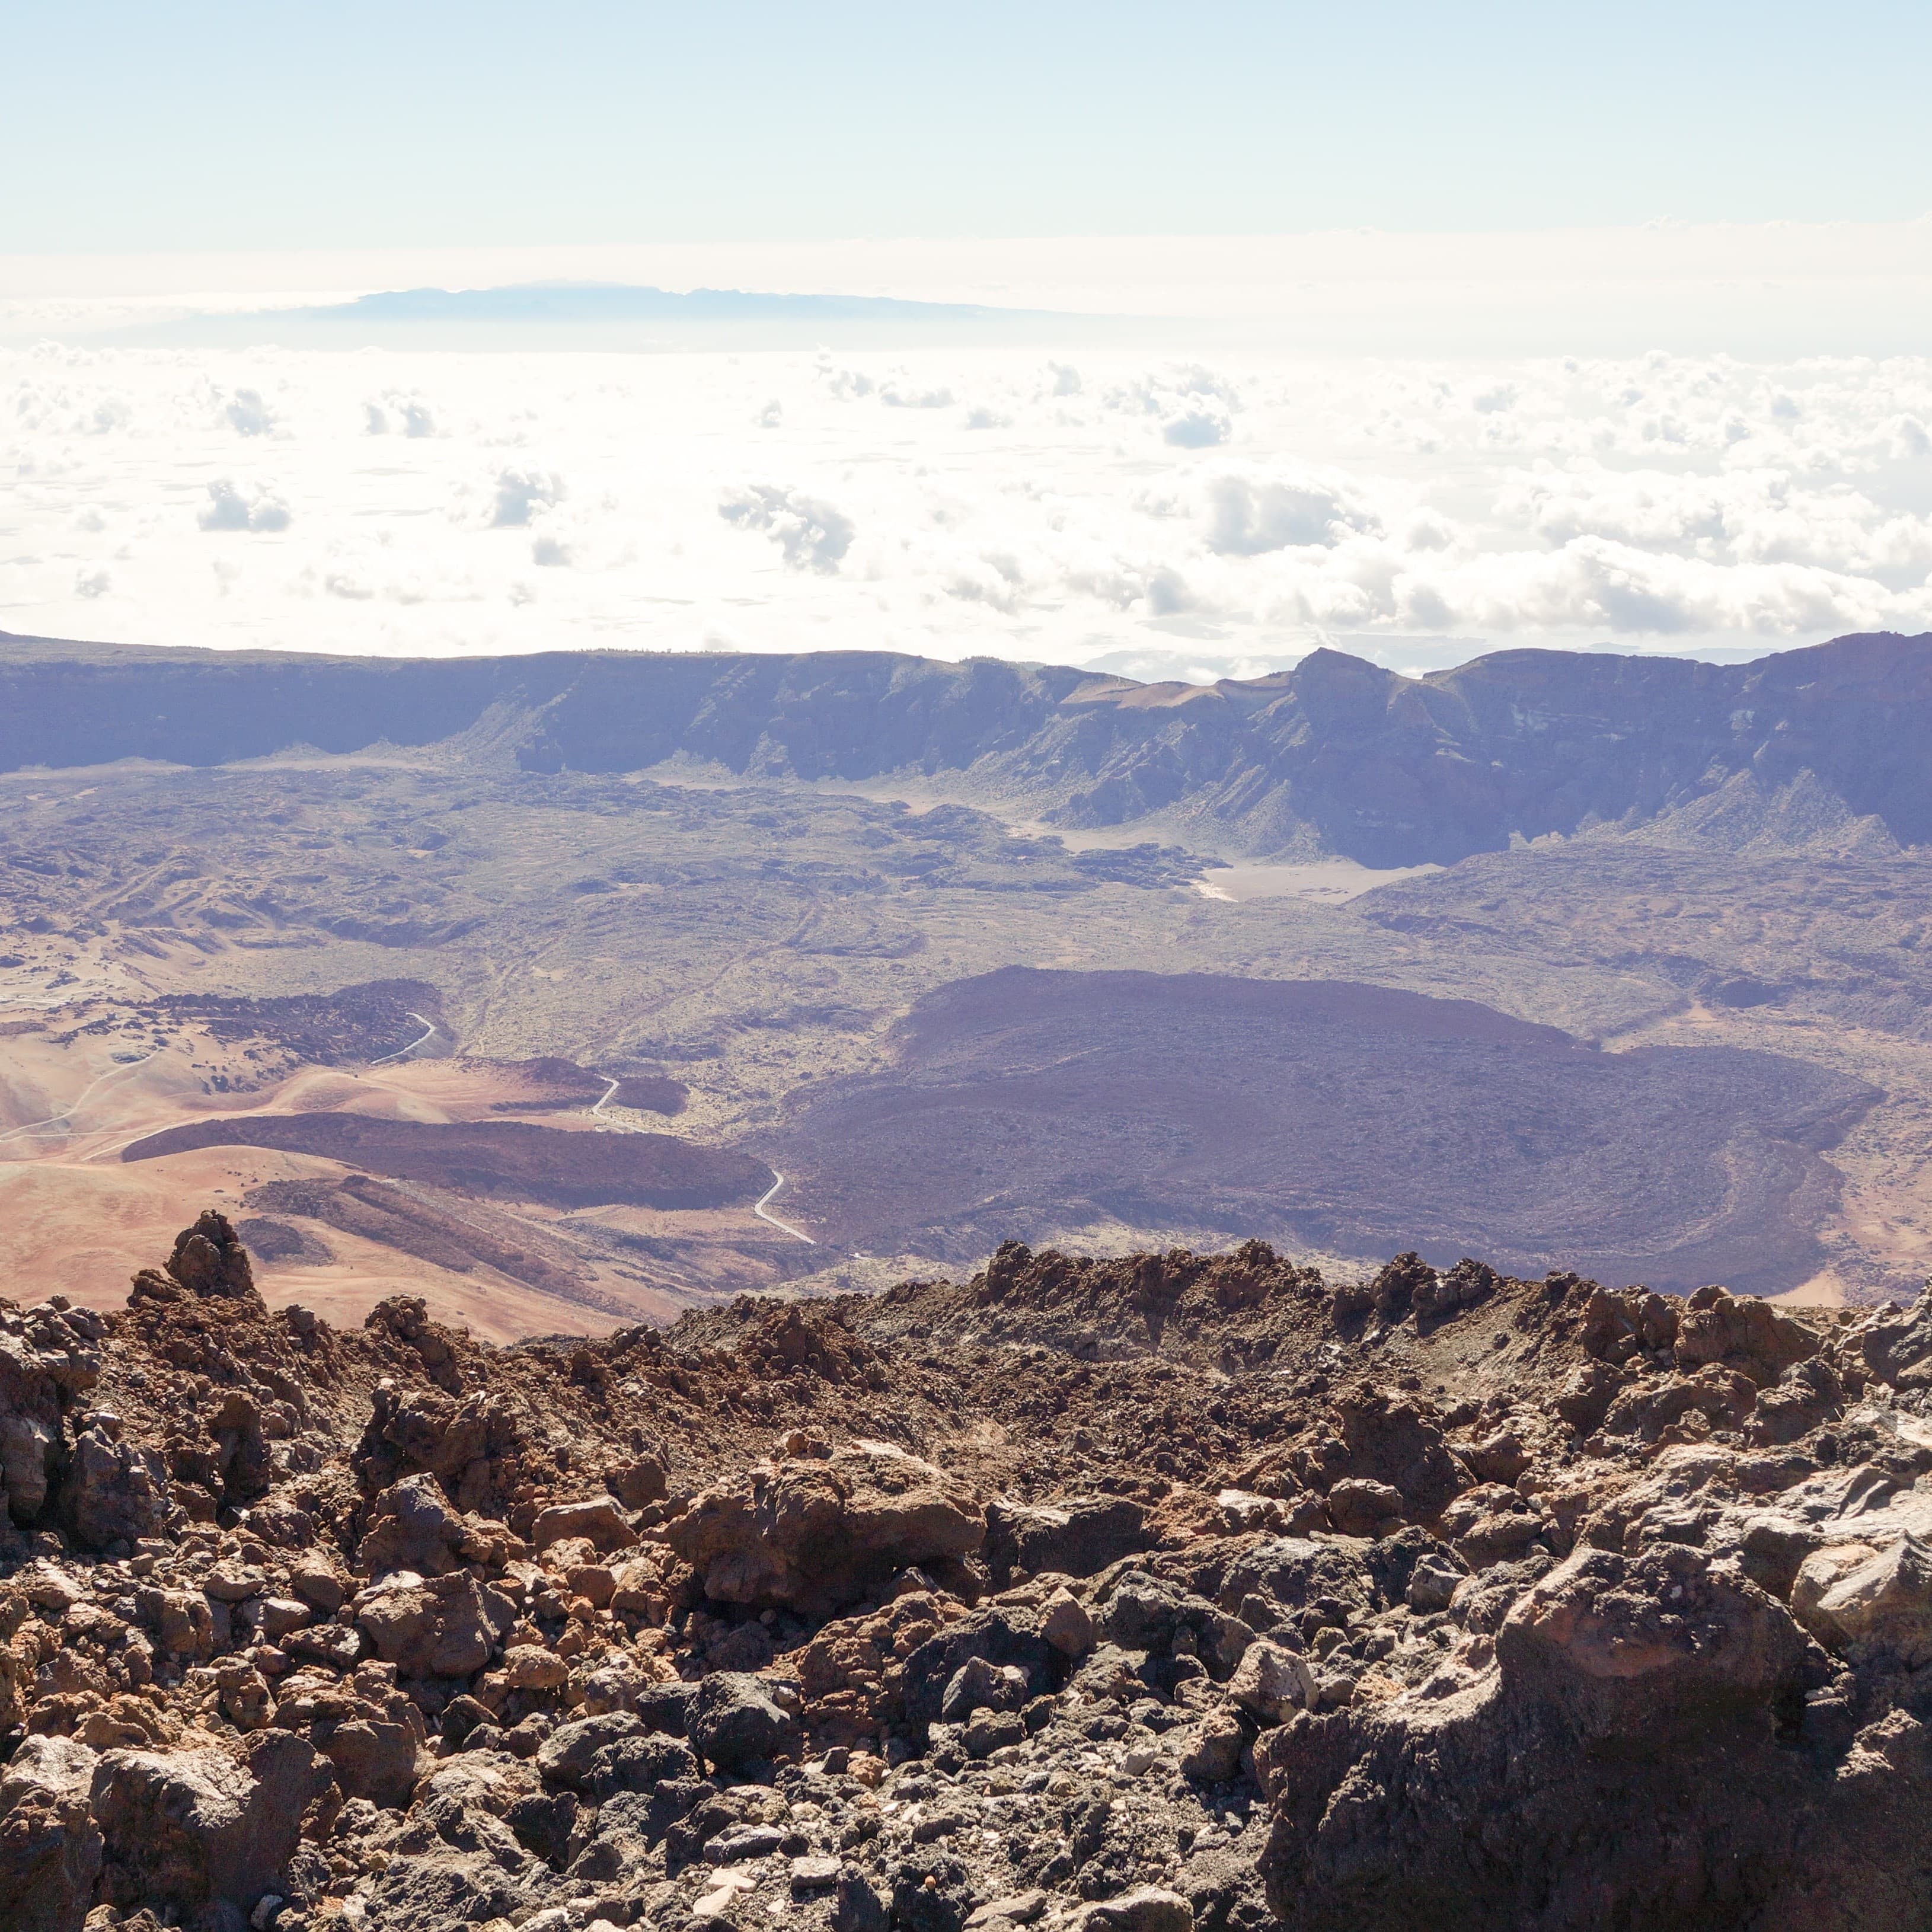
[5,340,1931,679]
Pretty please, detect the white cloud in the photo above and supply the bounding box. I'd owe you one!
[940,547,1027,614]
[1093,362,1247,451]
[1193,469,1383,554]
[197,479,292,533]
[818,362,875,401]
[1388,538,1908,638]
[718,482,854,573]
[223,388,274,436]
[1107,362,1242,417]
[366,392,436,438]
[1162,409,1231,449]
[881,379,954,410]
[1494,463,1932,573]
[3,338,1927,670]
[490,467,563,528]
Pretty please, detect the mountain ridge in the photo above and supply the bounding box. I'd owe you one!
[2,628,1927,866]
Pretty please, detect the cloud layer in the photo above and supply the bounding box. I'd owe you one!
[2,341,1930,673]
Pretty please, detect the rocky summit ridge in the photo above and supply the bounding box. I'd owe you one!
[3,1214,1932,1931]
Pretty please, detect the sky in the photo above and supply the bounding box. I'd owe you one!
[7,3,1932,249]
[3,4,1930,677]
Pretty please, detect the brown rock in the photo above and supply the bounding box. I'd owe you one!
[1229,1639,1315,1724]
[288,1559,346,1615]
[666,1438,984,1615]
[1497,1541,1813,1735]
[1793,1534,1932,1665]
[1042,1588,1096,1659]
[1462,1430,1532,1486]
[60,1422,175,1553]
[1331,1386,1471,1519]
[1600,1366,1756,1444]
[355,1473,472,1577]
[504,1643,569,1690]
[0,1735,103,1932]
[532,1494,636,1553]
[1454,1509,1547,1571]
[161,1211,259,1299]
[256,1596,311,1640]
[609,1454,669,1509]
[355,1570,515,1678]
[202,1563,267,1604]
[315,1714,423,1809]
[984,1494,1147,1582]
[1744,1357,1845,1447]
[91,1730,331,1915]
[1326,1478,1405,1537]
[1178,1707,1244,1783]
[214,1661,277,1732]
[1079,1886,1194,1932]
[1673,1286,1818,1387]
[1553,1359,1624,1434]
[564,1560,617,1608]
[608,1555,670,1623]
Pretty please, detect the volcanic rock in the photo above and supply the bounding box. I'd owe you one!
[91,1731,331,1918]
[985,1495,1147,1583]
[687,1671,801,1770]
[4,1213,1931,1931]
[0,1736,103,1932]
[354,1567,517,1676]
[666,1436,985,1614]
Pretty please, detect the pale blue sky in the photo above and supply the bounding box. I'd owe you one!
[5,1,1931,254]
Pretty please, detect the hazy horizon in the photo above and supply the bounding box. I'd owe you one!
[5,7,1931,677]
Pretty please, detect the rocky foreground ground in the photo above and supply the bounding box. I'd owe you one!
[3,1216,1931,1932]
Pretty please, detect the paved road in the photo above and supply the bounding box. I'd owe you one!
[371,1012,439,1066]
[753,1170,817,1245]
[593,1080,816,1245]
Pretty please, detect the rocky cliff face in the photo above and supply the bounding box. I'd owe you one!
[6,630,1930,863]
[2,1217,1931,1931]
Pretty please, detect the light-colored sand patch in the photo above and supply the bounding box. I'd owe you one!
[0,1032,202,1142]
[0,1148,633,1339]
[1769,1270,1850,1309]
[1193,860,1440,903]
[0,1149,283,1308]
[253,1223,624,1344]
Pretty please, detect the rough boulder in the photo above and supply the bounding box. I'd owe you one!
[665,1436,986,1614]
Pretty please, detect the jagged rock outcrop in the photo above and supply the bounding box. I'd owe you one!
[666,1437,986,1615]
[2,1213,1931,1930]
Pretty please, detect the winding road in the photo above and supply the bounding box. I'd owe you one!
[590,1077,816,1244]
[753,1170,816,1245]
[371,1012,440,1066]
